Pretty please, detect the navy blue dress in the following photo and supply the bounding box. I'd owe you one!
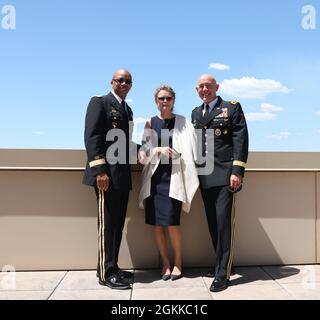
[145,116,182,226]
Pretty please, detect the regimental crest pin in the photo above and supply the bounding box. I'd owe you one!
[215,128,221,136]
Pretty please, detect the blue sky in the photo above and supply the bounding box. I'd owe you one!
[0,0,319,151]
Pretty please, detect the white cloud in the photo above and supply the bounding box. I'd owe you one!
[245,112,277,121]
[268,132,290,140]
[32,131,44,135]
[315,111,320,116]
[260,103,284,113]
[209,63,230,70]
[245,103,284,122]
[219,77,290,99]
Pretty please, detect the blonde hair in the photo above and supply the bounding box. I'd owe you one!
[154,84,176,104]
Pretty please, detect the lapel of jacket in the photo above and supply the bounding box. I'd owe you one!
[126,104,133,121]
[107,92,126,115]
[203,96,223,124]
[194,105,206,126]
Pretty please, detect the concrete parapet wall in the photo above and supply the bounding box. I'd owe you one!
[0,149,319,270]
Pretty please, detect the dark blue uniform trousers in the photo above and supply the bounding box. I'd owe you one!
[94,186,129,281]
[200,185,235,279]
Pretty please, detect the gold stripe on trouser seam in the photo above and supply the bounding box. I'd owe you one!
[226,193,237,279]
[101,190,106,281]
[98,190,105,281]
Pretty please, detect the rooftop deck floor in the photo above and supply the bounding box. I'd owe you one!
[1,265,319,300]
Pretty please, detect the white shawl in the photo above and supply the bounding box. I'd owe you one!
[138,114,199,213]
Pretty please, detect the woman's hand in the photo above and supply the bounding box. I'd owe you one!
[155,147,179,159]
[138,149,147,164]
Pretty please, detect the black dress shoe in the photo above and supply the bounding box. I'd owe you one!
[210,277,229,292]
[96,269,133,279]
[99,275,131,290]
[118,269,133,279]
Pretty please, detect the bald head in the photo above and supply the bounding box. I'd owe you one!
[196,74,219,103]
[112,69,132,81]
[111,69,133,99]
[197,74,217,86]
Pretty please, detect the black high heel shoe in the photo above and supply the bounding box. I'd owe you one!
[170,273,182,281]
[161,273,171,281]
[160,267,171,281]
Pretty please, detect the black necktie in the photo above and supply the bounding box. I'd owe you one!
[121,100,128,116]
[203,104,210,118]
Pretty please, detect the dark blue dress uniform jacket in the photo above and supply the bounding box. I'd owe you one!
[82,92,133,190]
[191,96,249,188]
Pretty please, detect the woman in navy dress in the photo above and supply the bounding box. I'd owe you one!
[140,85,183,280]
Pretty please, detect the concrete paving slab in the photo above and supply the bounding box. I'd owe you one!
[279,283,320,300]
[202,267,274,288]
[0,290,51,300]
[1,267,320,300]
[0,271,66,291]
[210,282,294,300]
[57,271,104,290]
[132,286,212,300]
[49,289,131,300]
[133,269,205,289]
[57,270,133,291]
[262,265,320,284]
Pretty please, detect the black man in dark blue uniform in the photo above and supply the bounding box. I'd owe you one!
[192,74,249,292]
[83,69,135,290]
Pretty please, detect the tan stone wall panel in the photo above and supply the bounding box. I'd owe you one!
[234,172,316,265]
[0,149,319,270]
[317,172,320,263]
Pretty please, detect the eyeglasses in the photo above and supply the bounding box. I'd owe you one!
[113,78,132,85]
[157,96,173,101]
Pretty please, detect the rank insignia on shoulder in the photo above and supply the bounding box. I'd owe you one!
[230,100,238,105]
